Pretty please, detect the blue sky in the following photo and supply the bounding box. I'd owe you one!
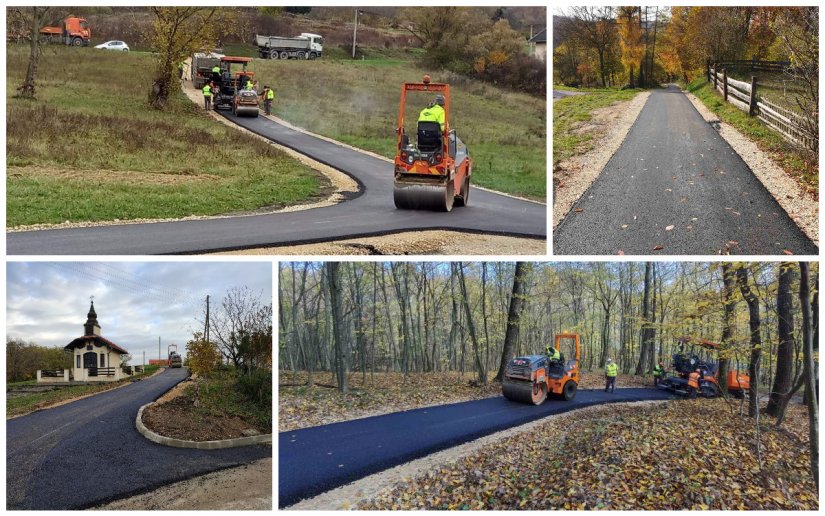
[6,262,272,363]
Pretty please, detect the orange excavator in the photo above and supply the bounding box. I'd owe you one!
[502,334,581,405]
[392,75,472,212]
[658,337,750,398]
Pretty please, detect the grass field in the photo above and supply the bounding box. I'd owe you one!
[7,365,160,417]
[686,77,817,194]
[246,47,546,199]
[553,88,641,166]
[6,45,323,227]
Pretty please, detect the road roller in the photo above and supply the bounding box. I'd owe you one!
[393,75,472,212]
[502,334,581,405]
[214,56,259,117]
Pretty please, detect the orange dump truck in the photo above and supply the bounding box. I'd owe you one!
[40,16,91,46]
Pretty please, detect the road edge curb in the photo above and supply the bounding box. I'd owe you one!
[136,402,272,449]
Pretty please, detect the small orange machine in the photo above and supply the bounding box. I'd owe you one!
[214,56,259,117]
[503,334,581,405]
[659,337,751,397]
[393,75,472,212]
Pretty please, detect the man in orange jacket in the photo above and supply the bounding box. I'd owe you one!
[688,369,701,398]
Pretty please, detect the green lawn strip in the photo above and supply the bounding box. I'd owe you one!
[189,369,272,431]
[6,44,322,227]
[248,55,546,200]
[553,88,641,166]
[685,77,817,193]
[7,365,161,417]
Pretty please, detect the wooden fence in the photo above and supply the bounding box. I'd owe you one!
[707,64,817,151]
[710,58,790,73]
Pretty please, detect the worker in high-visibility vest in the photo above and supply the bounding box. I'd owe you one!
[211,65,221,86]
[418,95,446,132]
[605,358,618,393]
[263,85,275,116]
[688,369,701,398]
[202,82,213,111]
[653,362,664,387]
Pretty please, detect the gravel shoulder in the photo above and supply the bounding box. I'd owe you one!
[553,91,651,229]
[683,89,819,245]
[95,457,272,510]
[212,230,546,256]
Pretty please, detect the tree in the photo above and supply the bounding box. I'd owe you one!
[718,263,737,393]
[635,262,654,375]
[495,262,531,382]
[326,262,348,393]
[798,262,818,489]
[10,7,52,99]
[210,286,271,371]
[146,7,233,109]
[568,6,616,87]
[766,262,795,416]
[399,7,488,68]
[736,265,762,418]
[185,332,220,407]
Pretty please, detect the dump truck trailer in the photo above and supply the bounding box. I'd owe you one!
[255,33,323,60]
[191,52,224,89]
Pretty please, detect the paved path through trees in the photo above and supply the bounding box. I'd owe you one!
[279,388,674,507]
[554,85,817,255]
[6,368,271,509]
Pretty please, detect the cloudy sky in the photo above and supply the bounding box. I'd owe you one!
[6,262,272,362]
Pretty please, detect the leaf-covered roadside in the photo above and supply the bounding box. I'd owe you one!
[279,371,652,431]
[358,400,817,510]
[279,371,502,431]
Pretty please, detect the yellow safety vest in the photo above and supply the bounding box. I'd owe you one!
[546,347,560,361]
[653,365,663,377]
[266,89,275,100]
[418,104,445,131]
[212,66,220,73]
[202,84,211,97]
[606,363,618,377]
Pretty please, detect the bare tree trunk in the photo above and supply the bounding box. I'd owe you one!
[635,262,652,375]
[18,7,51,99]
[495,262,531,382]
[457,263,486,385]
[326,262,348,393]
[736,266,762,418]
[718,263,737,393]
[799,262,818,490]
[767,262,795,416]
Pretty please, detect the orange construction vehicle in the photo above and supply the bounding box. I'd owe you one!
[40,16,91,46]
[393,75,472,212]
[213,56,259,117]
[658,337,750,398]
[502,334,581,405]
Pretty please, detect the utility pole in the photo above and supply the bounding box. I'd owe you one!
[143,351,145,367]
[158,336,161,361]
[351,8,360,59]
[204,295,210,343]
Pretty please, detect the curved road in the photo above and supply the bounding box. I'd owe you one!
[554,85,817,255]
[279,387,674,507]
[7,368,271,509]
[7,114,546,255]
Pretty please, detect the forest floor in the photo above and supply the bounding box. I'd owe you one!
[354,399,817,510]
[279,371,650,431]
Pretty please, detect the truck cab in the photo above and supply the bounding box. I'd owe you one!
[299,33,324,54]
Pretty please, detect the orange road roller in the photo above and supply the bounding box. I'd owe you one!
[503,334,581,405]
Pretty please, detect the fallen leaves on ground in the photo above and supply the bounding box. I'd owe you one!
[358,400,816,510]
[279,372,502,431]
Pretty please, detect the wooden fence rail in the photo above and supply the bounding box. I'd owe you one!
[711,58,790,73]
[707,64,816,151]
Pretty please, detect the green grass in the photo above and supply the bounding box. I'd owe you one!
[190,369,272,431]
[6,45,323,227]
[247,51,546,199]
[685,77,817,194]
[553,88,641,166]
[6,365,160,417]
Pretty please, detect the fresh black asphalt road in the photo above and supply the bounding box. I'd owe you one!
[6,368,271,509]
[554,85,817,255]
[279,387,674,507]
[7,114,545,255]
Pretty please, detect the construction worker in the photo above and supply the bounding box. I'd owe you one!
[546,344,561,363]
[178,61,185,79]
[605,358,618,393]
[688,368,701,398]
[244,77,255,91]
[202,81,213,111]
[211,64,221,85]
[418,94,446,132]
[653,361,664,387]
[263,85,274,116]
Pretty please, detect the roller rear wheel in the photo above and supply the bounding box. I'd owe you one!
[455,175,470,207]
[562,381,577,401]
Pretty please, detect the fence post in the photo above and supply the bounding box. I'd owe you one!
[713,64,718,90]
[36,370,41,383]
[723,69,728,102]
[706,59,711,82]
[748,76,757,116]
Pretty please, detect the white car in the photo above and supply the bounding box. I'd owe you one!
[95,40,130,51]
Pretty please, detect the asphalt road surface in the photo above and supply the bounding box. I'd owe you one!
[554,85,817,255]
[7,368,271,509]
[279,387,674,507]
[7,114,545,255]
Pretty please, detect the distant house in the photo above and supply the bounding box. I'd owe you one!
[528,28,547,62]
[63,301,130,382]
